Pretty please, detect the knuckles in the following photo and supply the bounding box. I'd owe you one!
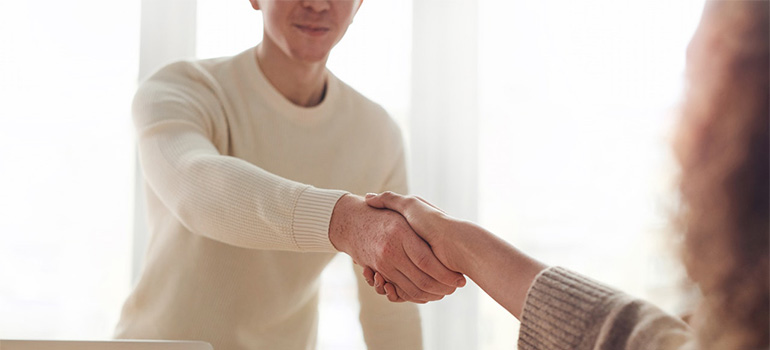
[372,240,396,268]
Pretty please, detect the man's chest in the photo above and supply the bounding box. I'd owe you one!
[224,123,387,195]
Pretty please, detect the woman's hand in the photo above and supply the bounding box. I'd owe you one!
[361,191,548,317]
[362,192,472,301]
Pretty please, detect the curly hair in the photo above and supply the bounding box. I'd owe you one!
[676,1,769,349]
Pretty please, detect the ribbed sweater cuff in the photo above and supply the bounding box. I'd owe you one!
[292,186,348,252]
[518,266,618,350]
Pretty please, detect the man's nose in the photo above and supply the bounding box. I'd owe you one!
[301,0,331,12]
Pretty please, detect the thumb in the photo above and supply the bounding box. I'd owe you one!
[364,192,386,209]
[365,191,408,214]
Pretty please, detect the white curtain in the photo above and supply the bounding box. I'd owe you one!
[410,1,480,349]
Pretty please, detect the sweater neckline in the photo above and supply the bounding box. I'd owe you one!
[239,46,339,127]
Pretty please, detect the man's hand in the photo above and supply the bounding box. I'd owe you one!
[362,192,475,302]
[365,192,472,273]
[328,194,465,303]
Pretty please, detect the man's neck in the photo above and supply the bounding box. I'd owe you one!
[256,39,328,108]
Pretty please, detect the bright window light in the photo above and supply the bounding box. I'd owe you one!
[477,1,706,348]
[0,0,139,339]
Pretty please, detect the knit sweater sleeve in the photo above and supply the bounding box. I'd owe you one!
[133,62,347,252]
[518,267,694,350]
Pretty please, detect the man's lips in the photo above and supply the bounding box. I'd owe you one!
[294,24,331,36]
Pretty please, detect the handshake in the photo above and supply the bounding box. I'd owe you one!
[328,192,476,304]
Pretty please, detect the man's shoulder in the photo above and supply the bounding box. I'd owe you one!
[141,54,237,89]
[134,52,249,111]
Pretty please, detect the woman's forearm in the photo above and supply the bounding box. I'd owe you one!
[453,221,548,319]
[362,192,548,316]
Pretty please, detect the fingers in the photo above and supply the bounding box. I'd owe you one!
[385,278,423,303]
[363,266,375,286]
[397,259,455,297]
[365,191,410,213]
[413,195,445,213]
[368,271,436,303]
[404,237,466,288]
[393,284,410,302]
[383,282,398,301]
[368,270,407,302]
[386,268,444,303]
[372,272,406,302]
[384,282,407,303]
[366,192,444,215]
[373,271,386,295]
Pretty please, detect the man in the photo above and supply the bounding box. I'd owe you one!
[115,1,464,349]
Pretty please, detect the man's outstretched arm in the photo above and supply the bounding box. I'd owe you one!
[136,62,462,301]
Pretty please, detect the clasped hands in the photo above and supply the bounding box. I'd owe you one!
[329,192,471,304]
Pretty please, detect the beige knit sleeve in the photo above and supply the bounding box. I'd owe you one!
[518,267,694,350]
[132,63,347,252]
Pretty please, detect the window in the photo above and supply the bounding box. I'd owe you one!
[476,1,706,347]
[0,0,139,339]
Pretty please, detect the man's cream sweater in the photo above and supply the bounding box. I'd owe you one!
[115,47,421,350]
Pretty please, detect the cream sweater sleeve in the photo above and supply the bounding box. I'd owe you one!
[353,131,423,349]
[518,267,695,350]
[133,63,347,252]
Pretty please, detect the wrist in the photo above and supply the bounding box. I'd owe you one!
[328,193,359,253]
[452,220,492,275]
[454,224,548,317]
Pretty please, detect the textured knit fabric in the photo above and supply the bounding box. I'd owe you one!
[519,267,695,350]
[115,46,422,350]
